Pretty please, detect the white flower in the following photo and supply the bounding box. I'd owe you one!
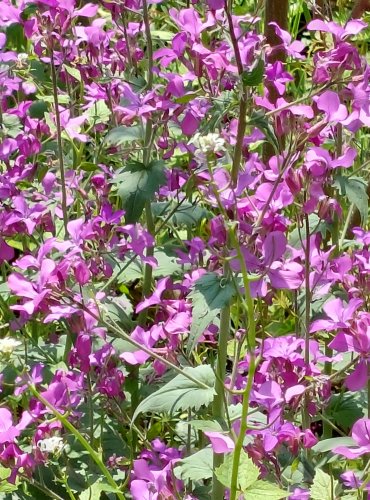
[0,337,21,356]
[190,133,226,158]
[37,436,65,454]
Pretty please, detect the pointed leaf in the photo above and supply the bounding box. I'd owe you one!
[187,273,235,353]
[215,449,260,490]
[104,125,144,147]
[174,447,213,483]
[244,481,288,499]
[310,469,338,500]
[242,59,265,87]
[113,160,167,223]
[132,365,215,421]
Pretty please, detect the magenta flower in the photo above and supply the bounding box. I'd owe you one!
[204,431,235,453]
[310,297,363,333]
[333,418,370,458]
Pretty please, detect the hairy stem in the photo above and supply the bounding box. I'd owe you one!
[50,50,68,239]
[211,304,231,500]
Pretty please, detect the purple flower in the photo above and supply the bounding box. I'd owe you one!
[333,418,370,458]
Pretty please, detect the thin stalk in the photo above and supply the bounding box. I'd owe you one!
[368,363,370,419]
[211,304,231,500]
[50,50,68,238]
[74,300,210,388]
[228,226,257,500]
[29,385,125,500]
[127,0,155,432]
[340,203,354,246]
[224,0,247,187]
[230,354,257,500]
[302,214,311,431]
[28,479,66,500]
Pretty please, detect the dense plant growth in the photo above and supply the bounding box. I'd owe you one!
[0,0,370,498]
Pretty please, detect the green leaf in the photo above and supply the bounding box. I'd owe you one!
[0,467,18,493]
[79,481,121,500]
[151,30,174,41]
[187,272,235,353]
[335,175,368,225]
[64,64,82,82]
[87,100,111,125]
[310,469,338,500]
[242,59,265,87]
[152,201,211,227]
[29,100,48,119]
[215,449,260,490]
[324,392,365,430]
[188,420,223,432]
[132,365,215,421]
[248,111,279,152]
[174,447,213,483]
[113,160,167,223]
[289,214,328,249]
[79,483,102,500]
[79,161,98,172]
[2,114,22,138]
[104,125,144,147]
[244,481,288,499]
[312,437,356,454]
[6,23,26,51]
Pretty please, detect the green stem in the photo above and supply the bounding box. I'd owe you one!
[302,214,311,431]
[127,0,155,434]
[50,50,68,239]
[29,385,125,500]
[211,304,231,500]
[75,301,210,389]
[230,354,257,500]
[228,226,257,500]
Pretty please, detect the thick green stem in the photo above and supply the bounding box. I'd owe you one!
[29,386,125,500]
[211,304,231,500]
[50,51,68,239]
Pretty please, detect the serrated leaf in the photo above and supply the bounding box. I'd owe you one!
[324,392,365,430]
[215,449,259,490]
[2,114,22,138]
[152,201,211,227]
[187,273,235,353]
[79,481,121,500]
[174,447,213,483]
[113,160,167,223]
[335,175,368,225]
[244,481,288,499]
[132,365,215,421]
[64,64,82,82]
[151,30,174,41]
[87,100,111,125]
[248,111,279,151]
[310,469,338,500]
[104,125,144,146]
[0,467,18,493]
[242,59,265,86]
[312,437,357,454]
[79,482,102,500]
[29,100,48,119]
[289,214,328,249]
[189,420,223,432]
